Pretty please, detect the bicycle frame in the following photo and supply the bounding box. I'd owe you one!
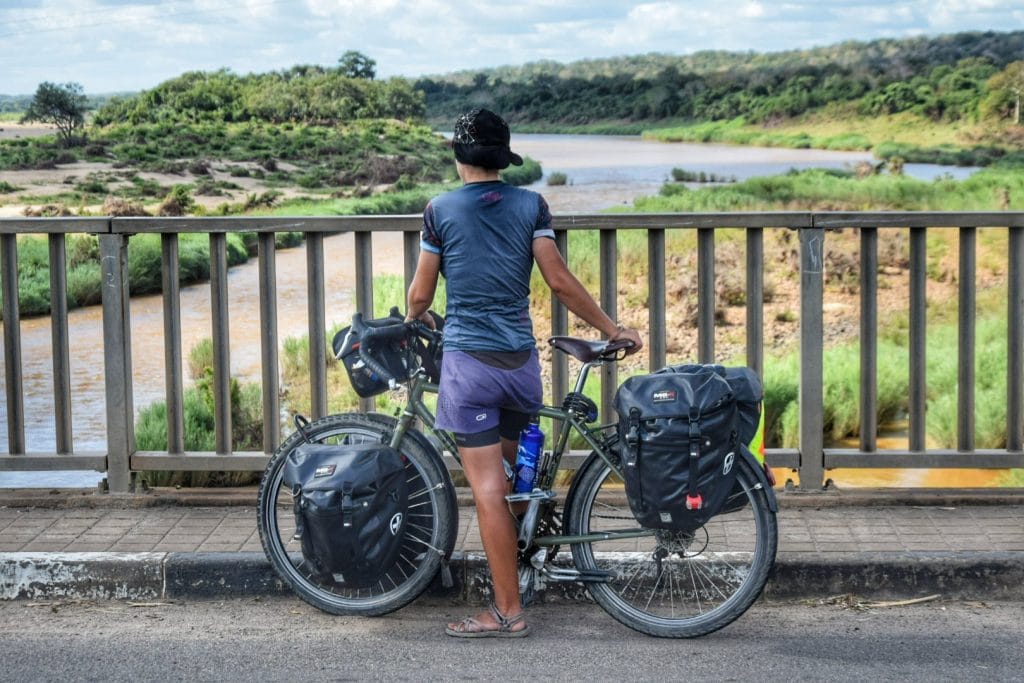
[388,357,656,548]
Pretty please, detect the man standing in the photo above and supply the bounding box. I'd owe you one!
[406,108,642,637]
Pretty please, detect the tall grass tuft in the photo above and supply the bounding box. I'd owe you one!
[134,338,266,486]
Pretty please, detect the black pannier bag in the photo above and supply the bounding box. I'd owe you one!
[332,308,444,398]
[615,364,759,531]
[282,442,409,588]
[657,364,764,516]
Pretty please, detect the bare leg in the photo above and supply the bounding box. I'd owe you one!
[448,441,526,630]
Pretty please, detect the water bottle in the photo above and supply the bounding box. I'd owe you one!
[513,419,545,494]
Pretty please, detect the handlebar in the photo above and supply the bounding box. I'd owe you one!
[351,312,408,343]
[350,312,443,388]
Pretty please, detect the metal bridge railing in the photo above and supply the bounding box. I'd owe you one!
[2,212,1023,493]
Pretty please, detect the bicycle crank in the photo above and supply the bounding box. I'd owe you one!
[541,566,615,583]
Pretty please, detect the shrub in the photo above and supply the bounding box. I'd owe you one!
[158,184,196,216]
[500,156,542,186]
[65,262,102,306]
[547,172,568,186]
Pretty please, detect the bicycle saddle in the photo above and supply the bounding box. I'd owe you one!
[548,336,632,362]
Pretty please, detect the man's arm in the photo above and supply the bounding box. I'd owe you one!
[532,237,643,352]
[406,249,441,325]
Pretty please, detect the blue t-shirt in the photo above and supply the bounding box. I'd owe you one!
[421,180,554,352]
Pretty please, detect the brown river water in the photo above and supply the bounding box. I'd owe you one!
[0,134,1000,486]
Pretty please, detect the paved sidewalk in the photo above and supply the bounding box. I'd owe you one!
[2,487,1023,602]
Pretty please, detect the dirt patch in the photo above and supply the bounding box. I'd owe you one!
[0,158,326,216]
[0,122,56,141]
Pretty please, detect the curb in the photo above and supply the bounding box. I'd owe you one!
[2,486,1023,510]
[4,550,1023,603]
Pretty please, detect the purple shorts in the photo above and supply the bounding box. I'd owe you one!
[434,349,543,438]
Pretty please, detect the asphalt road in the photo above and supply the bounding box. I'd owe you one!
[1,596,1022,681]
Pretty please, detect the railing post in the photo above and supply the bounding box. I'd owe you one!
[647,228,666,371]
[403,230,419,294]
[210,232,232,454]
[161,234,185,454]
[2,233,25,454]
[354,231,373,414]
[99,233,135,493]
[909,227,928,451]
[1009,225,1024,452]
[859,227,878,452]
[258,232,280,452]
[551,229,569,441]
[799,226,825,488]
[600,228,617,421]
[48,234,73,453]
[697,227,715,363]
[745,227,764,377]
[958,226,976,452]
[307,232,328,418]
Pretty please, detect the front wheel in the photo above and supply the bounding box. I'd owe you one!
[565,452,777,638]
[257,413,457,616]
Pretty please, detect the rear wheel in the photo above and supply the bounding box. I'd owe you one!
[257,413,457,616]
[565,451,777,638]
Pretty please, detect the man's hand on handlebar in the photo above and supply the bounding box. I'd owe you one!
[404,310,436,329]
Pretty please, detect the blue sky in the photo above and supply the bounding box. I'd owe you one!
[1,0,1021,95]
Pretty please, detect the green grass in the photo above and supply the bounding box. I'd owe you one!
[642,113,1017,166]
[134,339,265,486]
[627,166,1024,213]
[0,231,254,318]
[760,314,1014,450]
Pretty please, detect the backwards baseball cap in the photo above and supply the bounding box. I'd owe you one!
[452,108,524,170]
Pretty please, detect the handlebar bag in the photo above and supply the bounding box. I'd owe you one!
[332,309,446,397]
[332,311,412,398]
[282,442,408,588]
[615,364,740,532]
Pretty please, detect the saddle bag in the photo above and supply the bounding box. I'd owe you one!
[282,442,409,588]
[615,364,744,531]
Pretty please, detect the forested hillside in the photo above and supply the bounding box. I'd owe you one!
[91,66,424,125]
[418,30,1024,129]
[1,62,453,193]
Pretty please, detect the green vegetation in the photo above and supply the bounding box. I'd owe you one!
[0,230,302,318]
[547,172,568,186]
[670,168,735,184]
[420,31,1024,130]
[20,81,87,146]
[500,156,543,186]
[630,166,1024,213]
[135,338,263,487]
[0,118,452,192]
[762,315,1014,452]
[647,118,1024,167]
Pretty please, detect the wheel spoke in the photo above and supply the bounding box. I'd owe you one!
[568,453,776,637]
[257,414,455,616]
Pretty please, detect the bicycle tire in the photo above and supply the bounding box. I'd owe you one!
[565,451,777,638]
[257,413,457,616]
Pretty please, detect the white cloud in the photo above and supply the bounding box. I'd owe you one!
[0,0,1020,94]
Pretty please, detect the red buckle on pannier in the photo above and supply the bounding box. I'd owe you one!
[685,493,703,510]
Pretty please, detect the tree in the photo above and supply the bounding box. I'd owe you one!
[338,51,376,80]
[20,81,88,146]
[985,61,1024,124]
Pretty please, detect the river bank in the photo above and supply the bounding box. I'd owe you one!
[0,133,1014,488]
